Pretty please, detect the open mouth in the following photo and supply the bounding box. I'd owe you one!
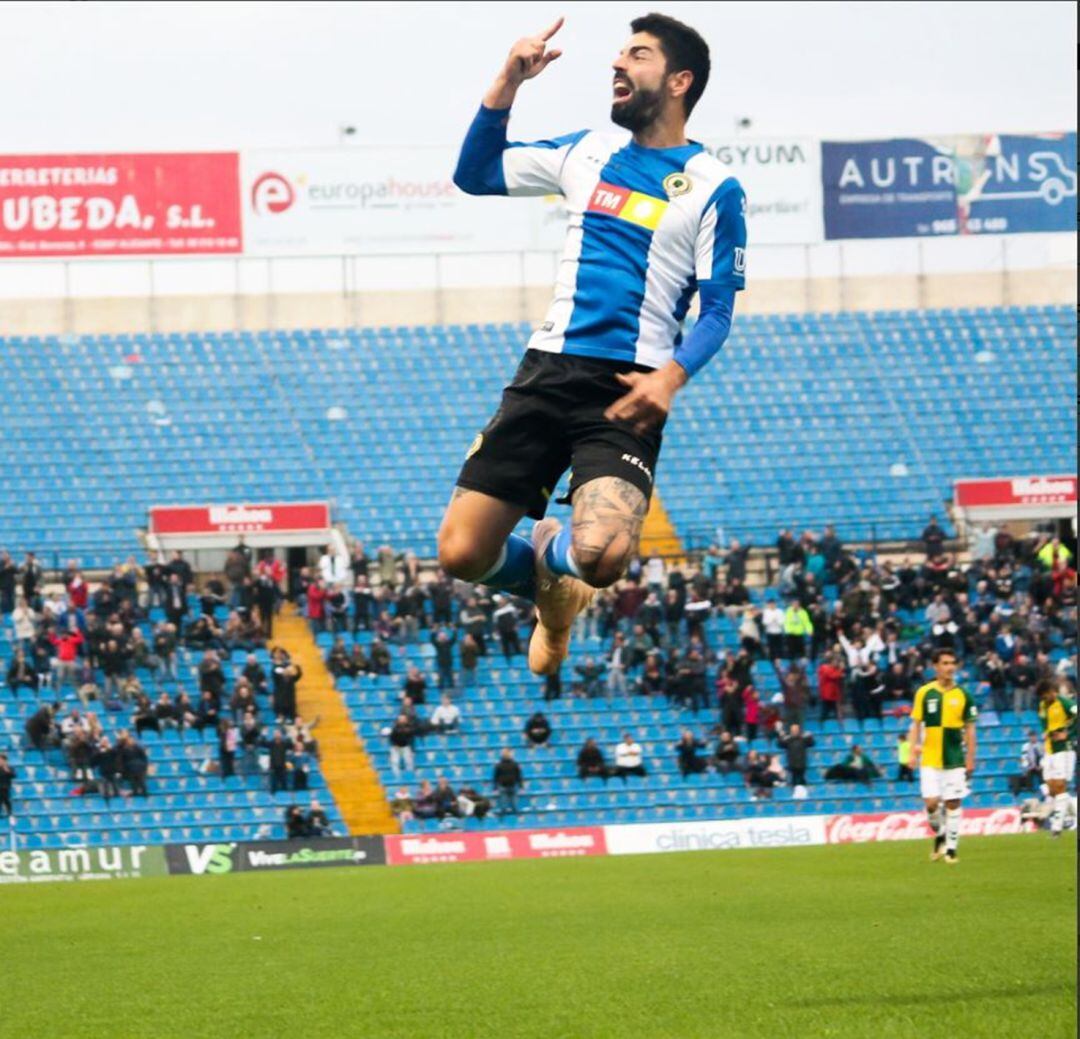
[612,79,634,104]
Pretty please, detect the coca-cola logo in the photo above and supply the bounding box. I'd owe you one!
[827,812,928,843]
[827,808,1024,844]
[960,808,1023,836]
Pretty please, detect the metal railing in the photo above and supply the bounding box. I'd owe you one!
[1,235,1062,336]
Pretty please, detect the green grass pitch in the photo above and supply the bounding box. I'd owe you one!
[1,834,1074,1038]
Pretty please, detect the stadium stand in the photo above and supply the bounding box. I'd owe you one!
[0,303,1074,566]
[0,302,1075,850]
[1,594,346,850]
[321,561,1076,832]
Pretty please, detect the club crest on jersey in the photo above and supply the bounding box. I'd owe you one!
[465,433,483,460]
[662,172,693,198]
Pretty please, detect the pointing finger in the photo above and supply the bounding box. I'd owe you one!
[540,16,565,41]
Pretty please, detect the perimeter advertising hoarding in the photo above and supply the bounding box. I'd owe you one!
[148,502,331,537]
[0,844,167,884]
[164,837,386,875]
[384,826,607,866]
[241,147,553,256]
[700,137,822,244]
[605,816,828,856]
[242,138,823,255]
[822,132,1077,239]
[0,152,242,257]
[953,475,1077,509]
[825,807,1028,843]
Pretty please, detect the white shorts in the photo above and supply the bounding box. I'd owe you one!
[1042,750,1076,783]
[920,766,968,802]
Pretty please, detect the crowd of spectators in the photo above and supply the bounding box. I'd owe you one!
[2,543,327,809]
[4,516,1074,828]
[347,520,1075,823]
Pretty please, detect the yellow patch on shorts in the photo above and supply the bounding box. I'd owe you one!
[465,433,483,460]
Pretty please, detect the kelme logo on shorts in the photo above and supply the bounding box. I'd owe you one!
[465,434,483,460]
[662,172,693,198]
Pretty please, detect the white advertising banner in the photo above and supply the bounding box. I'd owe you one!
[604,814,828,856]
[241,138,823,257]
[241,147,558,256]
[700,138,823,244]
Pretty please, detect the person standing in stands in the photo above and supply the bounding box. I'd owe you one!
[92,735,121,802]
[20,552,43,609]
[271,651,302,722]
[266,730,291,794]
[164,573,188,631]
[388,714,417,776]
[921,515,946,560]
[493,595,523,660]
[817,652,844,722]
[0,550,17,614]
[217,718,238,780]
[783,597,813,662]
[492,747,525,815]
[762,600,784,661]
[0,753,15,818]
[776,722,814,794]
[431,624,457,691]
[119,731,149,797]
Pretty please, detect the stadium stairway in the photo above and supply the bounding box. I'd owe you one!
[273,607,398,836]
[639,493,685,563]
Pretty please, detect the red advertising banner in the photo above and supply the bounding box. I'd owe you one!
[0,152,241,257]
[826,807,1028,844]
[954,475,1076,509]
[385,827,607,866]
[149,502,331,536]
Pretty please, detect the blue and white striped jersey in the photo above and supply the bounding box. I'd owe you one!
[454,106,747,372]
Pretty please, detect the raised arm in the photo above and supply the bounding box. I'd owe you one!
[454,19,577,197]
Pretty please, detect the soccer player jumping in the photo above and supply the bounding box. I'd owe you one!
[438,13,747,676]
[907,649,978,864]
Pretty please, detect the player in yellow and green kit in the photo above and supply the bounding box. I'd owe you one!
[1036,677,1077,837]
[906,648,977,864]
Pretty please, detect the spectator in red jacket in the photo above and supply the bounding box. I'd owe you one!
[48,625,84,689]
[742,685,762,743]
[817,653,845,722]
[66,570,89,611]
[306,580,327,632]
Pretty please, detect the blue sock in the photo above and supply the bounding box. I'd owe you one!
[477,534,536,601]
[544,525,582,579]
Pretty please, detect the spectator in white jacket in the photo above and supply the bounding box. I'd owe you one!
[12,597,38,650]
[612,732,647,782]
[318,545,350,588]
[430,694,461,734]
[762,602,785,661]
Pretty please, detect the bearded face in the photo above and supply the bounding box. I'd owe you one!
[610,69,666,132]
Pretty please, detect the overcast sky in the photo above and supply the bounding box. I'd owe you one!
[1,0,1075,151]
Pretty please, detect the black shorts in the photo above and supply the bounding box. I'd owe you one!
[456,349,664,520]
